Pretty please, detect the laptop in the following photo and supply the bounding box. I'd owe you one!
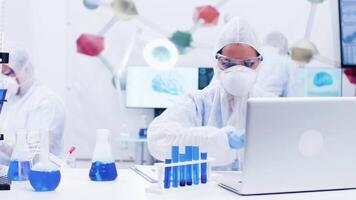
[219,97,356,195]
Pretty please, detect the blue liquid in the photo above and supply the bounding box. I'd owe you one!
[172,166,178,187]
[192,146,199,185]
[7,160,31,181]
[186,165,192,186]
[201,152,207,184]
[164,159,172,189]
[171,146,179,188]
[179,154,185,187]
[89,161,117,181]
[29,170,61,191]
[185,146,193,186]
[193,164,199,185]
[138,128,147,138]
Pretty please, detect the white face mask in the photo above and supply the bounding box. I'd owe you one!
[220,65,257,97]
[0,74,20,96]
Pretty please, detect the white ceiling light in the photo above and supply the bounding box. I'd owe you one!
[143,38,179,70]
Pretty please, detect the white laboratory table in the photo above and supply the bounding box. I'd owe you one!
[3,169,356,200]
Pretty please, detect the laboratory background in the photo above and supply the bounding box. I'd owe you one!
[1,0,356,198]
[2,0,346,161]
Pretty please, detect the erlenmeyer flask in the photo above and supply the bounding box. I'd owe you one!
[29,130,61,192]
[89,129,117,181]
[7,129,31,181]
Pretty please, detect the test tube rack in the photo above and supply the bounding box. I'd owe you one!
[145,157,215,194]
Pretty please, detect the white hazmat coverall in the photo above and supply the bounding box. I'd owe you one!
[0,48,65,165]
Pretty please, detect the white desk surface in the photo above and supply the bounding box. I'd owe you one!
[2,168,356,200]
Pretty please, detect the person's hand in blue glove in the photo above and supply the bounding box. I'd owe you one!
[227,129,246,149]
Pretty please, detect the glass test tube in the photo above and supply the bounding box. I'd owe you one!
[201,152,207,184]
[192,146,199,185]
[179,153,185,187]
[185,146,193,186]
[172,146,179,188]
[164,159,172,189]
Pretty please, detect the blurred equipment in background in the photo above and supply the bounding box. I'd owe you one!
[0,0,8,64]
[339,0,356,96]
[0,53,8,64]
[126,66,213,110]
[125,66,199,109]
[78,0,228,88]
[339,0,356,68]
[290,0,339,67]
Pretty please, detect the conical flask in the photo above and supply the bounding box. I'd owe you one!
[89,129,117,181]
[7,129,31,181]
[29,130,61,192]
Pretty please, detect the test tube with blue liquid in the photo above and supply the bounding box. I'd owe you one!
[164,159,172,189]
[185,146,193,186]
[192,146,199,185]
[171,146,179,187]
[179,153,185,187]
[201,152,207,184]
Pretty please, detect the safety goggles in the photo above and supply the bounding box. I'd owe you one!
[215,53,263,70]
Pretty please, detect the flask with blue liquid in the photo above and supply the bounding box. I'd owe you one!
[89,129,118,181]
[7,130,31,181]
[29,130,61,192]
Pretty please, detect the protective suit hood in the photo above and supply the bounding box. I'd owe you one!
[4,45,35,95]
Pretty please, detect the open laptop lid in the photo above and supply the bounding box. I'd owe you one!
[222,97,356,195]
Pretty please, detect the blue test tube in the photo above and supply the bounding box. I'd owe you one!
[201,152,207,184]
[185,146,193,186]
[172,146,179,188]
[179,154,186,187]
[164,159,172,189]
[192,146,199,185]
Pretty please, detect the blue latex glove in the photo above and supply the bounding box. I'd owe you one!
[227,129,246,149]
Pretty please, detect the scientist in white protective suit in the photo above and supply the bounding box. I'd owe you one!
[147,17,276,170]
[0,47,66,165]
[256,32,299,97]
